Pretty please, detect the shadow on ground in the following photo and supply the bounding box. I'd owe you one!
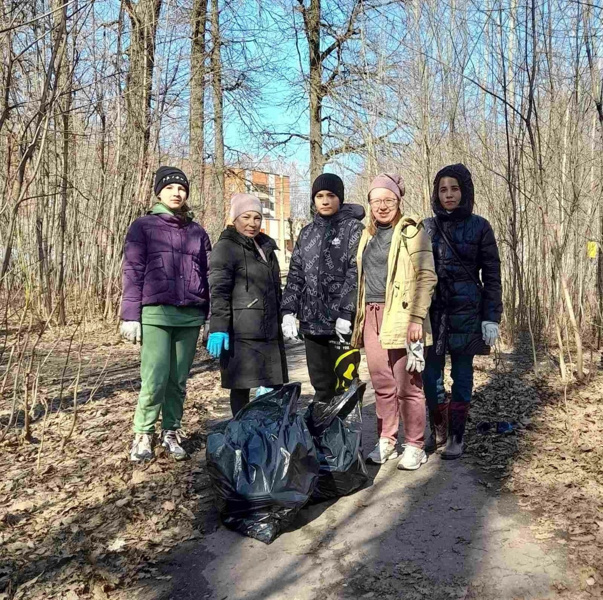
[126,340,583,600]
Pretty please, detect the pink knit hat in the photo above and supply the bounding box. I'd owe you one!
[230,193,262,221]
[368,173,405,201]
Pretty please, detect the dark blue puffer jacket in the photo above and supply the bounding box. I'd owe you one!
[423,164,502,355]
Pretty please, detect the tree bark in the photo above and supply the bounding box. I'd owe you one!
[306,0,324,183]
[122,0,162,201]
[209,0,225,241]
[190,0,208,213]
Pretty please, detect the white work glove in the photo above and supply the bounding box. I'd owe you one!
[120,321,141,344]
[482,321,499,346]
[405,340,425,373]
[282,314,299,340]
[335,317,352,342]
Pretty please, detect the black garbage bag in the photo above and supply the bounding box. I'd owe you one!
[305,379,370,502]
[206,383,320,544]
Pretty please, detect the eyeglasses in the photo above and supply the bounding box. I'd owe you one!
[369,198,398,208]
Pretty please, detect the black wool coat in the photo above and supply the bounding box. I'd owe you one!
[423,164,503,356]
[209,227,288,388]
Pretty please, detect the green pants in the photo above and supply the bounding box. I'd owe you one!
[133,324,200,433]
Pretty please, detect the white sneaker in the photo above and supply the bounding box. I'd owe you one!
[130,433,154,462]
[367,438,399,464]
[397,445,428,470]
[162,430,188,461]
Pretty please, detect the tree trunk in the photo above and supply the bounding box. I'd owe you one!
[209,0,225,241]
[307,0,323,183]
[54,0,71,325]
[123,0,162,202]
[190,0,208,213]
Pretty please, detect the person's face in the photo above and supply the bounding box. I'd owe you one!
[438,176,462,211]
[158,184,188,210]
[234,211,262,237]
[369,187,400,225]
[314,190,340,216]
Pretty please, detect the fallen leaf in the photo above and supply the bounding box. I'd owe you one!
[163,501,175,511]
[107,538,126,552]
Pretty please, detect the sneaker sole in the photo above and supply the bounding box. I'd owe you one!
[162,442,189,461]
[130,453,153,463]
[367,451,399,465]
[397,454,428,470]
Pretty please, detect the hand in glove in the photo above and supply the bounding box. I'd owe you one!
[482,321,499,346]
[335,317,352,342]
[405,340,425,373]
[207,332,229,358]
[255,386,274,398]
[120,321,141,344]
[202,322,210,343]
[281,314,299,340]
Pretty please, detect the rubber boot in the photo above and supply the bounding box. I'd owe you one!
[425,402,449,453]
[441,402,470,460]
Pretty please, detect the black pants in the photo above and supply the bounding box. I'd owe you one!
[304,334,352,404]
[229,385,283,417]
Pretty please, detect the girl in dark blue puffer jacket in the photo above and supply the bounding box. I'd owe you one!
[423,164,502,459]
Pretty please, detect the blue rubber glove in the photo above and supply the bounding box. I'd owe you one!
[206,332,229,358]
[255,386,273,398]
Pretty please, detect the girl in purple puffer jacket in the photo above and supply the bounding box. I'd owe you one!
[120,166,211,463]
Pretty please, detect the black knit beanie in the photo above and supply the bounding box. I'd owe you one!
[154,166,189,197]
[311,173,344,204]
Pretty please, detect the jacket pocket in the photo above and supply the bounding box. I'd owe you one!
[143,255,169,295]
[232,305,267,340]
[189,260,204,297]
[393,281,410,309]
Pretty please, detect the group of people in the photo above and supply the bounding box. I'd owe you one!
[120,163,502,472]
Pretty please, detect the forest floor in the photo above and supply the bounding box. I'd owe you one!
[0,326,602,599]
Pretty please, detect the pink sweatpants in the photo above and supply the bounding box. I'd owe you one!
[363,303,426,448]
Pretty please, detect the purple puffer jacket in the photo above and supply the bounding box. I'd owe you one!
[120,213,212,321]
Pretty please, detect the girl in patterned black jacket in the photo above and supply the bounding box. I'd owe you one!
[281,173,365,403]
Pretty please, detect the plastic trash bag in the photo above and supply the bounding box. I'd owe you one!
[305,379,369,502]
[206,383,320,544]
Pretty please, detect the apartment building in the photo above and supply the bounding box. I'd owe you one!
[225,168,292,265]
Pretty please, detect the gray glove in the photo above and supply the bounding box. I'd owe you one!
[482,321,499,346]
[405,340,425,373]
[120,321,141,344]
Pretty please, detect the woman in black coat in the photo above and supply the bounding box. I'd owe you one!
[423,164,502,459]
[207,193,288,416]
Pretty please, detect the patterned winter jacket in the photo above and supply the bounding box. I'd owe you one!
[281,204,365,336]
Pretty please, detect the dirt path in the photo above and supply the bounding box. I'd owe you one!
[126,343,587,600]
